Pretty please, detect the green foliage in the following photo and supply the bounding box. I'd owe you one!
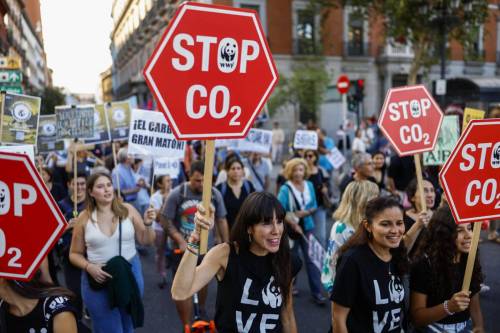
[40,86,65,115]
[268,60,331,123]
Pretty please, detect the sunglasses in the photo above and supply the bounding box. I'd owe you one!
[305,154,315,159]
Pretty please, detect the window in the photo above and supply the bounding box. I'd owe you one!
[234,0,267,35]
[295,8,316,54]
[465,25,484,61]
[343,7,369,56]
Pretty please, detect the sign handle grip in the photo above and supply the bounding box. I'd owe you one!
[112,142,121,199]
[414,154,427,213]
[461,222,481,292]
[199,140,215,255]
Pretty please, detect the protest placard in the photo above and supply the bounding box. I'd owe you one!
[153,157,181,179]
[326,146,346,170]
[423,115,460,166]
[307,234,326,272]
[55,105,95,140]
[0,144,35,163]
[0,92,41,145]
[37,115,64,153]
[293,130,318,150]
[462,108,485,131]
[106,101,131,141]
[84,104,111,145]
[128,109,185,159]
[233,128,272,154]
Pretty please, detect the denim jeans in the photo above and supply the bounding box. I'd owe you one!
[421,319,472,333]
[293,232,323,296]
[81,255,144,333]
[312,207,327,247]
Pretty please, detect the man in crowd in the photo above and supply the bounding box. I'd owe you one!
[111,147,142,210]
[244,152,271,192]
[160,160,228,327]
[338,152,375,197]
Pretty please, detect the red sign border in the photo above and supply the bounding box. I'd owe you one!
[336,75,350,94]
[143,1,278,140]
[439,118,500,223]
[0,151,67,281]
[378,84,444,156]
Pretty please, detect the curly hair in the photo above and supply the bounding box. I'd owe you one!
[338,196,409,276]
[413,205,483,300]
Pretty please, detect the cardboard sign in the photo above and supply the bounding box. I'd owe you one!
[234,128,273,154]
[55,105,95,140]
[307,233,325,272]
[106,101,131,141]
[128,109,186,159]
[153,157,181,179]
[424,115,460,166]
[84,104,111,145]
[0,144,35,164]
[462,108,485,131]
[37,115,64,153]
[326,146,346,170]
[0,92,41,145]
[293,130,318,150]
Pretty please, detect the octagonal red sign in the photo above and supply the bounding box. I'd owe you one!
[378,85,443,156]
[440,119,500,224]
[0,152,67,280]
[143,2,278,140]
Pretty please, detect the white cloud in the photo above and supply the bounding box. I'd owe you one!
[40,0,113,94]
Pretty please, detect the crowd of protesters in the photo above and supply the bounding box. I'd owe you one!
[0,113,496,333]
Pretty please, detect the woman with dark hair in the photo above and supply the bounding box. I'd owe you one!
[216,155,255,230]
[40,166,66,202]
[404,178,436,259]
[331,196,408,333]
[371,151,387,192]
[410,205,484,332]
[69,172,156,333]
[150,174,173,289]
[305,149,331,247]
[171,192,298,332]
[0,274,77,332]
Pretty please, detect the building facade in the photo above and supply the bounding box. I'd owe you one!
[100,67,113,102]
[110,0,500,134]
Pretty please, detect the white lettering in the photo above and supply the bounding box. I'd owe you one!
[460,143,476,171]
[196,35,217,72]
[240,40,259,73]
[388,103,400,121]
[388,308,401,331]
[13,183,36,217]
[236,311,256,333]
[478,142,492,170]
[172,33,194,71]
[374,280,388,305]
[186,85,207,119]
[260,314,279,333]
[465,180,481,206]
[241,278,259,306]
[373,310,389,333]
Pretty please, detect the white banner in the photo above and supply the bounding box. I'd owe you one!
[128,109,185,159]
[307,234,325,272]
[293,130,318,150]
[234,128,272,154]
[0,144,35,164]
[326,146,346,170]
[153,157,180,179]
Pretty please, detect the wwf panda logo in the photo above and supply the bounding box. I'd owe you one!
[261,276,282,309]
[410,100,421,117]
[388,275,404,304]
[218,38,238,73]
[113,108,126,122]
[0,181,10,215]
[42,122,56,136]
[11,102,32,122]
[491,142,500,168]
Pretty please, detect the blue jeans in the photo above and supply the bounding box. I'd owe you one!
[312,207,327,247]
[81,255,144,333]
[293,232,323,296]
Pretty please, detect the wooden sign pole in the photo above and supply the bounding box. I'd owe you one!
[199,140,215,255]
[111,141,121,199]
[73,139,78,216]
[460,111,485,292]
[413,154,427,213]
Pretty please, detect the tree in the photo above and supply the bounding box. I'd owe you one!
[40,87,65,115]
[268,60,331,128]
[331,0,489,85]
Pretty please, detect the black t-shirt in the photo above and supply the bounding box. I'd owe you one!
[410,256,480,325]
[388,155,415,191]
[331,244,406,333]
[215,245,300,333]
[1,295,77,333]
[216,181,255,229]
[403,213,427,261]
[308,170,328,207]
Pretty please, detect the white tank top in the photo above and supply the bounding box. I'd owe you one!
[85,211,137,264]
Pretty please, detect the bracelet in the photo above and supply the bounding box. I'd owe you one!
[143,222,153,227]
[443,300,455,316]
[187,242,199,249]
[186,246,198,255]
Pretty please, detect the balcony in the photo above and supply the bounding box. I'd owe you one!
[382,42,414,58]
[292,38,320,56]
[343,41,370,57]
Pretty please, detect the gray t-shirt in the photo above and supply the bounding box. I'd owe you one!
[161,182,227,243]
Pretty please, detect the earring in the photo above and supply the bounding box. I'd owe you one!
[248,234,252,243]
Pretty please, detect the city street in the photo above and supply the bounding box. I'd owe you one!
[135,231,499,333]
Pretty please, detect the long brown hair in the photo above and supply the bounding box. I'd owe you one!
[85,172,128,220]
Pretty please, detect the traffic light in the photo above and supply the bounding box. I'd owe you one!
[347,95,358,113]
[354,79,364,101]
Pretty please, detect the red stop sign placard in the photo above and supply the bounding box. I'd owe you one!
[440,119,500,224]
[0,152,67,280]
[378,85,443,156]
[143,2,278,140]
